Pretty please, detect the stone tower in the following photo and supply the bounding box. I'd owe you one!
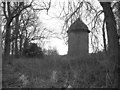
[67,18,90,58]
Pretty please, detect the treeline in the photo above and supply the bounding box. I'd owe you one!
[1,1,52,61]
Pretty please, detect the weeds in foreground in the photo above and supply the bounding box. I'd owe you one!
[2,54,116,88]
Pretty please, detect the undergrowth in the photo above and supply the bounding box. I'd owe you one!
[2,54,115,88]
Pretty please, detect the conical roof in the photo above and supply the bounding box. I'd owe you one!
[68,18,90,33]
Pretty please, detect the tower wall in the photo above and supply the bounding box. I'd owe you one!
[68,30,89,58]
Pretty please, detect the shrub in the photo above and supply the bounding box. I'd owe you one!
[43,47,59,56]
[23,43,44,58]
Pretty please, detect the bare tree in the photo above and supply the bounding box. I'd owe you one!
[111,1,120,88]
[18,9,55,56]
[2,1,32,61]
[2,0,52,61]
[100,2,119,87]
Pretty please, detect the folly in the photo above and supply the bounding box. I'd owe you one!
[67,18,90,58]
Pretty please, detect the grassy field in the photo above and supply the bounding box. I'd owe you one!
[2,54,114,88]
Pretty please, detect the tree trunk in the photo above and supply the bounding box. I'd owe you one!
[3,2,13,61]
[11,41,14,56]
[118,36,120,89]
[0,23,2,65]
[24,38,29,50]
[19,35,23,56]
[102,18,107,53]
[4,21,11,61]
[100,2,119,88]
[15,16,19,58]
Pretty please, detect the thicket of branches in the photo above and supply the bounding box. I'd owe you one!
[0,0,56,60]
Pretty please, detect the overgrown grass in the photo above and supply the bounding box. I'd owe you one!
[2,53,115,88]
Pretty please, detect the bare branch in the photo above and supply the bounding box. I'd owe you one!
[2,2,8,19]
